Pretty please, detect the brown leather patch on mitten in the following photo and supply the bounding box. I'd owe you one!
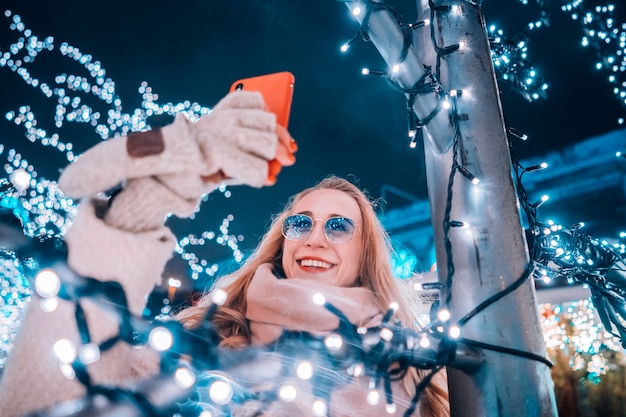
[127,129,165,157]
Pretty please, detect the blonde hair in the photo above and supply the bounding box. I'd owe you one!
[177,175,449,416]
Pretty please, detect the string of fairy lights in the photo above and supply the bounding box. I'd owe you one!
[1,208,483,416]
[542,0,626,120]
[0,0,625,416]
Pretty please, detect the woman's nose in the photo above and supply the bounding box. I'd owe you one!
[305,221,328,246]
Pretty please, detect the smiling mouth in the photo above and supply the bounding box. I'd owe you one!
[298,259,334,269]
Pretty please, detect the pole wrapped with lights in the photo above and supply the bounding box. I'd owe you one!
[340,1,558,415]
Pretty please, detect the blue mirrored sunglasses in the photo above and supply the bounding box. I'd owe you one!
[282,214,357,244]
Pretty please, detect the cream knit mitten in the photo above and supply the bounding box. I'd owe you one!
[60,91,278,202]
[60,91,279,232]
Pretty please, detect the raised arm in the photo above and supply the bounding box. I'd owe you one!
[0,91,295,417]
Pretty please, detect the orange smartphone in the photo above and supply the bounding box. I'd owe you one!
[229,71,295,128]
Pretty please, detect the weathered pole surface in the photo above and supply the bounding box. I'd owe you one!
[344,1,558,416]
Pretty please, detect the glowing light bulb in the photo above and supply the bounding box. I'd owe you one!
[380,327,394,341]
[40,297,59,312]
[449,325,461,339]
[209,379,233,405]
[352,6,362,17]
[79,343,100,365]
[391,63,400,73]
[297,361,314,380]
[312,293,326,305]
[362,68,370,75]
[419,334,431,348]
[211,288,227,306]
[340,43,349,52]
[167,277,181,288]
[442,99,451,110]
[10,168,31,191]
[312,400,328,417]
[175,367,196,389]
[532,194,550,208]
[59,363,76,380]
[386,403,397,414]
[325,334,343,350]
[438,308,451,322]
[279,384,298,402]
[458,166,479,184]
[53,339,77,364]
[367,389,380,405]
[148,326,173,351]
[348,363,364,377]
[35,269,61,298]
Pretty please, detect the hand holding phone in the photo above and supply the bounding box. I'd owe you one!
[229,71,295,128]
[229,72,297,184]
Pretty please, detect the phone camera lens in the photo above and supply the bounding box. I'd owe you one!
[235,83,244,91]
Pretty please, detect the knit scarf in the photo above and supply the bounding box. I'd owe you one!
[245,263,382,345]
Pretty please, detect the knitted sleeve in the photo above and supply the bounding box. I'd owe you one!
[0,200,173,417]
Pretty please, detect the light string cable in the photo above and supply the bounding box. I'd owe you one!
[510,139,626,348]
[317,299,478,417]
[1,189,484,417]
[338,0,444,147]
[6,194,487,417]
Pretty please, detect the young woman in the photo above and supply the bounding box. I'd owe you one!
[0,91,448,417]
[178,176,450,417]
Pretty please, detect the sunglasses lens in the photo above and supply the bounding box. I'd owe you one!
[324,217,356,243]
[282,215,357,243]
[282,214,313,240]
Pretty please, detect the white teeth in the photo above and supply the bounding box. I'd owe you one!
[300,259,332,269]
